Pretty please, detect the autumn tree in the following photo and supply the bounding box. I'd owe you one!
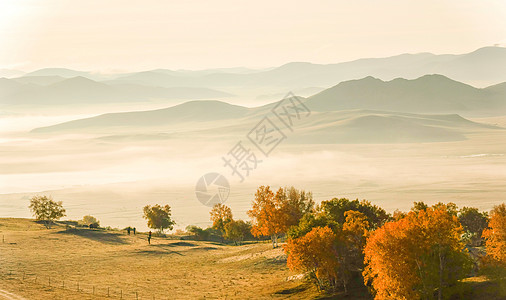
[248,186,284,248]
[143,204,175,234]
[392,209,407,221]
[336,211,370,293]
[482,203,506,267]
[285,226,339,291]
[285,211,369,293]
[363,205,471,300]
[29,195,66,229]
[210,203,233,235]
[433,202,459,216]
[224,220,251,245]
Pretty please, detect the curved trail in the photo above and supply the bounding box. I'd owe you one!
[0,289,26,300]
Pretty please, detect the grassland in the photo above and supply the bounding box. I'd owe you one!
[1,218,505,299]
[0,218,322,299]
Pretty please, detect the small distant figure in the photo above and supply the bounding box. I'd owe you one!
[133,227,136,235]
[148,231,152,244]
[127,227,131,235]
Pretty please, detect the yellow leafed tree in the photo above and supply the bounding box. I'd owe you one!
[363,205,471,300]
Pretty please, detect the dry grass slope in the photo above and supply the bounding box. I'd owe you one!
[0,218,316,299]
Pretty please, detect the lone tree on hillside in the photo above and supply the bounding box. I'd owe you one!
[143,204,175,234]
[28,195,66,229]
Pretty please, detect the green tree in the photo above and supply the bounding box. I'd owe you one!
[143,204,175,233]
[186,225,210,241]
[317,198,389,229]
[277,186,315,228]
[224,220,251,245]
[411,201,429,212]
[29,195,66,229]
[80,215,100,227]
[458,207,488,239]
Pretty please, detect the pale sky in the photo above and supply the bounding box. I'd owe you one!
[1,0,505,73]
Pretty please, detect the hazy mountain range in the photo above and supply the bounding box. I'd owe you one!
[0,76,233,107]
[305,75,505,115]
[32,74,505,144]
[2,46,506,108]
[3,46,506,144]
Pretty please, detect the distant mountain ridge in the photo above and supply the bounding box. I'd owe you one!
[305,74,506,116]
[0,76,234,106]
[7,46,506,90]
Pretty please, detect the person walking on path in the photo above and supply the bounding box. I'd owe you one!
[133,227,136,235]
[148,231,152,244]
[127,227,131,235]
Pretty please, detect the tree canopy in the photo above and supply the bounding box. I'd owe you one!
[210,203,233,234]
[248,185,314,248]
[482,204,506,267]
[224,220,251,245]
[28,195,66,229]
[143,204,175,233]
[363,205,471,300]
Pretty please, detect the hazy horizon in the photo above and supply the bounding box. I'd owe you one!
[1,0,506,72]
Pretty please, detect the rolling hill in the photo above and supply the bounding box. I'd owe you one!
[31,98,501,144]
[304,75,506,116]
[32,100,250,132]
[0,76,233,106]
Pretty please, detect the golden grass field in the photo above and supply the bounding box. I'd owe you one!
[1,218,504,300]
[0,218,322,300]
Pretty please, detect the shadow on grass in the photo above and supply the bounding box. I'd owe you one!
[452,277,506,300]
[135,249,183,256]
[167,241,196,247]
[275,283,309,295]
[56,228,127,245]
[187,246,218,251]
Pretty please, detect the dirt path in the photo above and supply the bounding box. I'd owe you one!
[0,289,26,300]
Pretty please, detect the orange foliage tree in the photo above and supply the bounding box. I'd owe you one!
[285,226,339,291]
[284,211,369,293]
[247,186,284,247]
[363,205,471,300]
[210,203,233,235]
[482,203,506,267]
[248,186,314,248]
